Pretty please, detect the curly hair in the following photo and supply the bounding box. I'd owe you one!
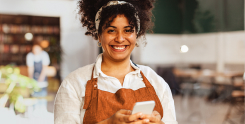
[78,0,155,40]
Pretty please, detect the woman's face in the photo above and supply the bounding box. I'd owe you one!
[99,14,137,62]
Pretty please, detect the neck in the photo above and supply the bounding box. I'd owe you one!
[101,54,132,73]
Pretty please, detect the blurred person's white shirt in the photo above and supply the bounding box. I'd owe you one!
[26,51,50,66]
[54,54,178,124]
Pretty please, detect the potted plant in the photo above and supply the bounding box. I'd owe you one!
[0,65,40,113]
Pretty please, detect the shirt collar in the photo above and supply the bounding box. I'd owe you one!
[93,53,141,78]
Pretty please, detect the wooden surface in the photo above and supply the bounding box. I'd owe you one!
[19,66,56,77]
[173,68,244,85]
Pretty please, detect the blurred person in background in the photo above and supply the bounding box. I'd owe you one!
[26,41,50,111]
[54,0,177,124]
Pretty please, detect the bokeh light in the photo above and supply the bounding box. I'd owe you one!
[180,45,189,53]
[24,33,33,41]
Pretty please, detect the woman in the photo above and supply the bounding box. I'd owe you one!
[54,0,177,124]
[26,41,50,110]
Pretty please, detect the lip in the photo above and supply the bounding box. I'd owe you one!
[110,45,128,52]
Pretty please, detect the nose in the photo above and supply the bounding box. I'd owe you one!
[115,32,125,43]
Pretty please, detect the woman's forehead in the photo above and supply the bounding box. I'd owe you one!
[105,14,133,27]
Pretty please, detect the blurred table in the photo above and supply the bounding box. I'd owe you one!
[18,66,56,77]
[173,68,244,102]
[173,68,244,84]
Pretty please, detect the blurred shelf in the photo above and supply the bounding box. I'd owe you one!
[0,14,61,66]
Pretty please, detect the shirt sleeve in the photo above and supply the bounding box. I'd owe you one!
[26,53,34,67]
[42,51,50,66]
[161,83,178,124]
[54,79,82,124]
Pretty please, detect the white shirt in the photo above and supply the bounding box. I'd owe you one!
[26,51,50,67]
[54,54,178,124]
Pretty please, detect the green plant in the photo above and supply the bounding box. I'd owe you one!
[0,65,40,113]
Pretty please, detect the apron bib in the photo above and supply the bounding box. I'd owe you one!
[33,61,47,81]
[83,68,163,123]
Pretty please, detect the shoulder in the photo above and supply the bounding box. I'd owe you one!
[27,52,33,57]
[138,65,161,80]
[63,64,94,87]
[60,63,94,97]
[138,65,168,96]
[41,51,49,57]
[26,52,34,61]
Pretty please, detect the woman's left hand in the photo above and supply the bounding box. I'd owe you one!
[140,111,164,124]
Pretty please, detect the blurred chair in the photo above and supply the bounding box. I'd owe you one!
[173,68,201,96]
[223,74,244,124]
[189,64,201,70]
[207,71,244,103]
[157,67,180,95]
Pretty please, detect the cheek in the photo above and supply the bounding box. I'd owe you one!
[100,35,114,46]
[129,35,137,44]
[128,32,137,38]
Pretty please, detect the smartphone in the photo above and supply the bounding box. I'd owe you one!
[131,101,155,115]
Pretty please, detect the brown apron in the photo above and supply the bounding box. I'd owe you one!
[83,68,164,124]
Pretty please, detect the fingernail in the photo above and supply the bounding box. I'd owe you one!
[139,113,143,118]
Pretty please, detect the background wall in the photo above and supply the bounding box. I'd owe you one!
[152,0,244,34]
[133,31,245,72]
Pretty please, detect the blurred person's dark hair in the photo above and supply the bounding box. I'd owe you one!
[32,41,42,49]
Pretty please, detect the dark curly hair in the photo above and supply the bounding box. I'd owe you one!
[78,0,155,40]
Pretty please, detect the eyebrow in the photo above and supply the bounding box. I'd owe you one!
[108,26,116,28]
[124,26,133,28]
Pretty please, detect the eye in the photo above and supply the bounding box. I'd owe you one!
[125,29,134,33]
[107,30,115,33]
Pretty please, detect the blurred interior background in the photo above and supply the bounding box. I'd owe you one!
[0,0,244,124]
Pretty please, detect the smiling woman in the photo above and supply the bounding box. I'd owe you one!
[54,0,178,124]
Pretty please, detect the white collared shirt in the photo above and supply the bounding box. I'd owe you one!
[54,54,178,124]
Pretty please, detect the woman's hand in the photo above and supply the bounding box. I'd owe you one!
[140,111,164,124]
[98,109,151,124]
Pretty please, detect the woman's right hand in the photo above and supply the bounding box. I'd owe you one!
[99,109,151,124]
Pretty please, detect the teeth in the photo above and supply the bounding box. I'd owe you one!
[113,46,126,50]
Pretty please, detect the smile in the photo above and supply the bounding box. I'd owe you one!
[110,45,127,52]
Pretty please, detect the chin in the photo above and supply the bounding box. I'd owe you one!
[110,54,130,62]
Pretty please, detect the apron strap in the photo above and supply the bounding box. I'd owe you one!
[83,65,96,109]
[140,71,164,118]
[140,71,152,88]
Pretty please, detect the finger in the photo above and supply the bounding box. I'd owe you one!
[141,114,161,123]
[152,110,160,116]
[150,115,161,122]
[118,109,132,115]
[129,112,144,121]
[152,111,161,119]
[131,119,150,124]
[122,112,143,122]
